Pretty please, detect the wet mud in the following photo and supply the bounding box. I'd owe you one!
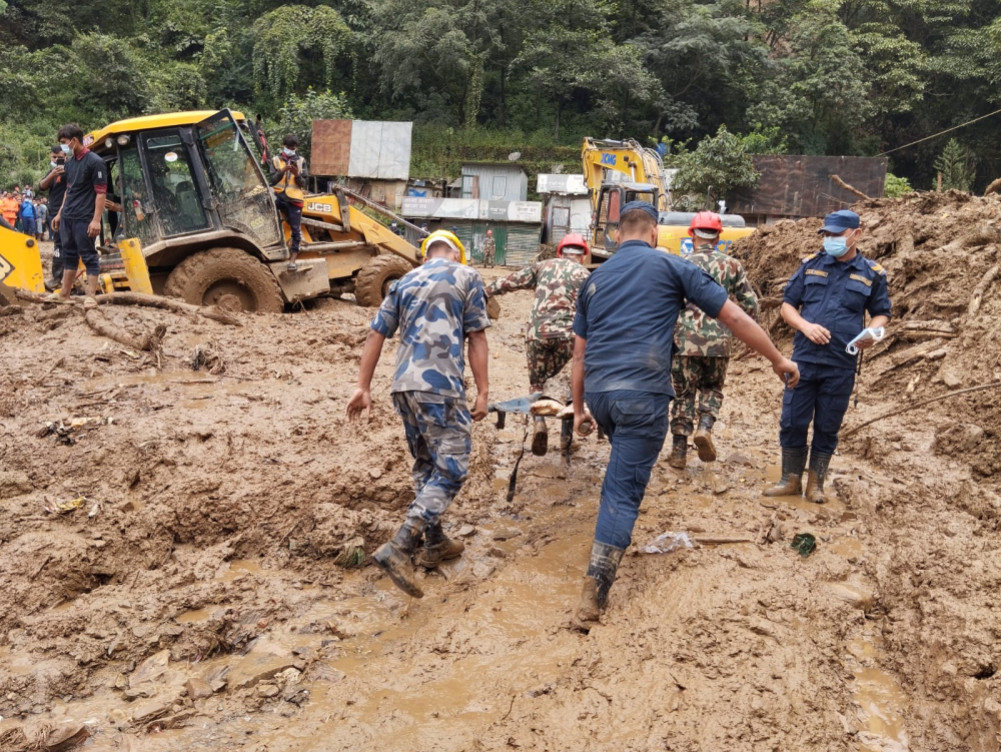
[3,193,1001,751]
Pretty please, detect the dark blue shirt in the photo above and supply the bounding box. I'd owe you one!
[783,250,892,370]
[573,240,729,395]
[61,148,108,221]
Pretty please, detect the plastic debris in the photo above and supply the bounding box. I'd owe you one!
[790,533,817,558]
[641,531,695,554]
[45,496,87,514]
[846,326,886,355]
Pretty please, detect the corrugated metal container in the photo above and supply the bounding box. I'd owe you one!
[460,164,528,201]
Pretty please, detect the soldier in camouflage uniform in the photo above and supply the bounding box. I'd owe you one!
[485,233,591,455]
[481,228,495,267]
[347,229,490,598]
[668,212,759,469]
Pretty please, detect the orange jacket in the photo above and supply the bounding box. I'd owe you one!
[0,196,17,223]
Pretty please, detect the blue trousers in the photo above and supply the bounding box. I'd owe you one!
[587,390,671,549]
[779,361,855,454]
[275,193,303,254]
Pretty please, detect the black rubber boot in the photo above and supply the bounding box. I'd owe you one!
[763,447,808,497]
[415,521,465,568]
[575,541,625,627]
[805,450,834,504]
[373,519,425,597]
[693,414,717,462]
[531,415,548,456]
[667,433,688,469]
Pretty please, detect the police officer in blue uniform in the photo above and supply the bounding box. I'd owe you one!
[764,209,891,503]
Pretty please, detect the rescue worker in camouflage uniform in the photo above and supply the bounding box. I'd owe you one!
[481,228,495,267]
[346,229,491,598]
[764,210,891,503]
[668,212,759,469]
[485,233,591,455]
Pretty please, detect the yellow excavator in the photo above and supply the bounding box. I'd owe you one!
[581,137,753,260]
[1,109,421,312]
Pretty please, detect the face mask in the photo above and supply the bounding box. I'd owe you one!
[60,143,71,154]
[823,235,850,257]
[283,147,296,157]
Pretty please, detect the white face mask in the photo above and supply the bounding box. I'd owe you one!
[283,147,296,158]
[60,143,72,154]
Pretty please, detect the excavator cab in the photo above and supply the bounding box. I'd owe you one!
[590,182,660,260]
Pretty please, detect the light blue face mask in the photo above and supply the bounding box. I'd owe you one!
[60,143,71,154]
[823,235,850,257]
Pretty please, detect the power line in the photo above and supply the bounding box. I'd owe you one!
[877,107,1001,157]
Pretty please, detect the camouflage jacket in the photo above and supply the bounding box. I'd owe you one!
[371,258,491,397]
[486,257,590,341]
[674,242,759,357]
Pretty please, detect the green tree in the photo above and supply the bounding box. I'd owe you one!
[670,124,758,210]
[252,5,352,105]
[512,0,661,140]
[274,89,354,164]
[934,138,974,192]
[882,173,913,197]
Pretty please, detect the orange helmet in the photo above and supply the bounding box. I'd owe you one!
[689,211,723,238]
[557,233,589,257]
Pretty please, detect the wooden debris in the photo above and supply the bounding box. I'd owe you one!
[843,380,1001,437]
[968,264,999,318]
[829,174,872,201]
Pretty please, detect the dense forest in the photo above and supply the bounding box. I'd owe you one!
[1,0,998,193]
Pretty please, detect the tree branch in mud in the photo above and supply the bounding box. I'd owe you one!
[829,174,872,201]
[84,308,167,364]
[843,380,1001,437]
[14,289,243,326]
[967,264,1000,318]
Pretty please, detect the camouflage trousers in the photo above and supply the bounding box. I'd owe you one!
[525,337,574,394]
[393,391,472,526]
[670,356,729,436]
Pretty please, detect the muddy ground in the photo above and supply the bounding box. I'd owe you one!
[2,191,1001,751]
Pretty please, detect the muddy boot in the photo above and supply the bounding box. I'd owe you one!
[575,541,625,627]
[693,414,717,462]
[372,520,425,598]
[667,434,688,469]
[763,447,807,497]
[415,521,465,568]
[531,415,548,456]
[805,450,833,504]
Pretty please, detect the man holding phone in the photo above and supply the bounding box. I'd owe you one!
[39,144,69,287]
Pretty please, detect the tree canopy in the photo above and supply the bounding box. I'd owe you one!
[2,0,1001,192]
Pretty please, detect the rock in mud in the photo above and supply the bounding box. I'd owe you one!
[185,678,214,700]
[0,470,32,498]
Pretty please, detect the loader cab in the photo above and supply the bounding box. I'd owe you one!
[87,109,285,274]
[590,182,660,260]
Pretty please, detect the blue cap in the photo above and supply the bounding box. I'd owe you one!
[818,209,860,234]
[620,201,659,222]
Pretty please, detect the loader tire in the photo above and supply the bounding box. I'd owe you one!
[164,248,284,314]
[354,253,413,307]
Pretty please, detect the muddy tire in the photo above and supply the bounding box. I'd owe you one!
[354,254,413,307]
[164,248,284,314]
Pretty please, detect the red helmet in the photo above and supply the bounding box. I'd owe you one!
[557,233,589,257]
[689,211,723,238]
